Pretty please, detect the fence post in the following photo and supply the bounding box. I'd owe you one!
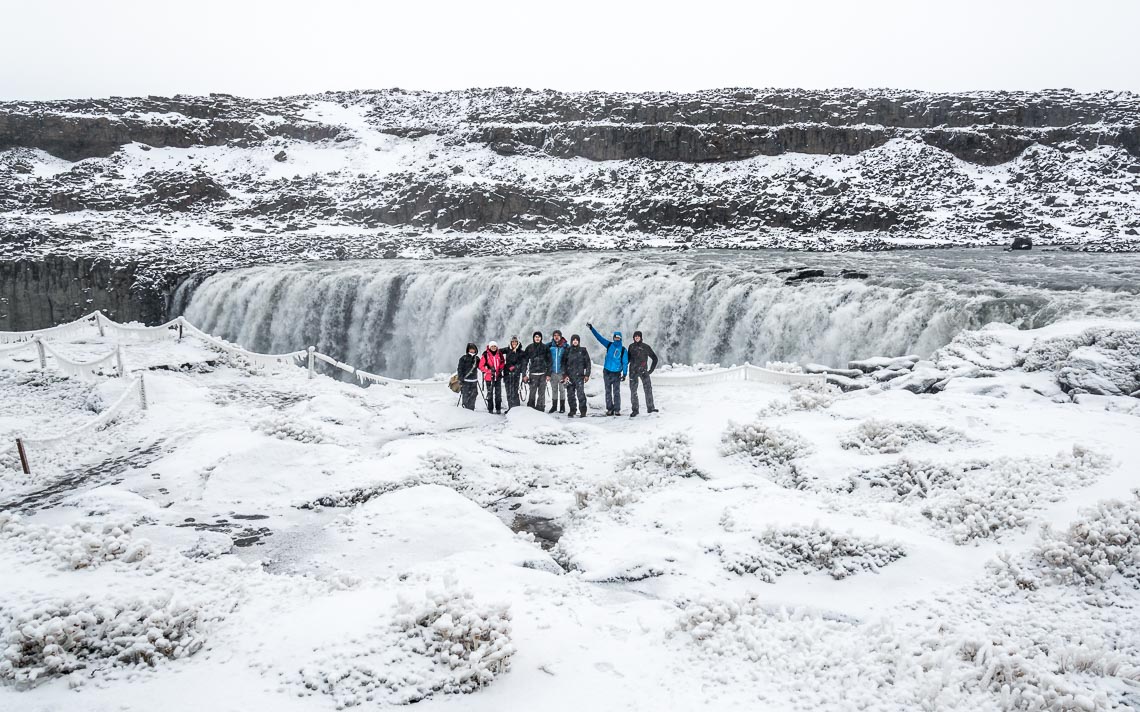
[137,374,148,411]
[178,318,184,343]
[33,336,46,370]
[95,312,105,337]
[15,438,31,475]
[307,346,316,379]
[115,346,125,377]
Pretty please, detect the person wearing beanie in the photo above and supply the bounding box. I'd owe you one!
[503,335,526,409]
[562,334,592,418]
[523,330,552,411]
[478,341,506,414]
[547,330,569,414]
[457,342,480,410]
[627,330,659,417]
[587,322,629,415]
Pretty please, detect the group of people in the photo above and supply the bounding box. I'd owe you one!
[456,324,660,418]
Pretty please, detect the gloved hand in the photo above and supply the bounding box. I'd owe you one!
[621,376,627,382]
[587,322,593,330]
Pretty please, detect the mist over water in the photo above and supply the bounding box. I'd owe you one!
[176,250,1140,379]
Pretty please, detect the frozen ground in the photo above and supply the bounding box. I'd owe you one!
[1,318,1139,711]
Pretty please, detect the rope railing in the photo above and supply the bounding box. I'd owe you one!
[0,312,100,344]
[39,340,124,380]
[14,375,148,475]
[4,312,825,390]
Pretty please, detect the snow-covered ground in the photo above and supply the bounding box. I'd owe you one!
[2,318,1139,711]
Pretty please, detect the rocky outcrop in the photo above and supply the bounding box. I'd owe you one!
[0,257,174,330]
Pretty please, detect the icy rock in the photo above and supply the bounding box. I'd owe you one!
[848,355,920,373]
[826,373,870,392]
[890,367,947,394]
[804,363,863,378]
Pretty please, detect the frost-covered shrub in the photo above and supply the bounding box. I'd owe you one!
[417,450,465,488]
[533,428,578,445]
[717,526,906,582]
[253,414,324,444]
[851,458,971,499]
[618,433,704,479]
[1034,491,1140,584]
[0,595,204,683]
[575,434,703,511]
[719,422,812,467]
[288,586,514,707]
[0,514,151,570]
[759,380,840,416]
[921,447,1109,544]
[840,419,968,454]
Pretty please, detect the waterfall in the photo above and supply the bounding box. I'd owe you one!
[175,251,1140,379]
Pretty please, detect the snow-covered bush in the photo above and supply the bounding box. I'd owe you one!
[288,586,514,707]
[533,427,579,445]
[617,432,704,479]
[764,361,804,374]
[417,450,465,488]
[851,458,970,499]
[719,422,812,467]
[717,526,906,582]
[0,594,204,683]
[0,514,151,570]
[921,446,1109,544]
[840,419,968,454]
[253,414,324,444]
[1033,491,1140,585]
[759,380,840,416]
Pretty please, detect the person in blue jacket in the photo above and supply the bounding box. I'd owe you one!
[588,322,628,416]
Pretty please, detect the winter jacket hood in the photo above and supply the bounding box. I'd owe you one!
[589,324,629,376]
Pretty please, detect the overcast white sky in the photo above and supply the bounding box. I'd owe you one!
[2,0,1138,100]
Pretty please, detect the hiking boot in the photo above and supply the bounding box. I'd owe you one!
[647,407,659,413]
[630,411,638,418]
[605,410,613,416]
[580,409,587,417]
[548,401,558,413]
[558,401,565,413]
[567,412,575,418]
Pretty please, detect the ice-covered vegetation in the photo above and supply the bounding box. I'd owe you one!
[839,418,968,453]
[716,525,906,581]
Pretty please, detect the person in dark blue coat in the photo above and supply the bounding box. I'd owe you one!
[588,322,628,415]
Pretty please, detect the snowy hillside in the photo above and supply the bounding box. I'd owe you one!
[2,315,1139,710]
[1,88,1139,274]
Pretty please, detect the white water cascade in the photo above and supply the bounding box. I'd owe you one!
[176,250,1140,379]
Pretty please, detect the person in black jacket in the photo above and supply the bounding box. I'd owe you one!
[562,334,591,418]
[523,331,551,411]
[457,342,480,410]
[627,330,659,417]
[503,336,526,409]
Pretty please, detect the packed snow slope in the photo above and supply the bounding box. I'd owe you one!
[2,315,1139,711]
[2,88,1140,273]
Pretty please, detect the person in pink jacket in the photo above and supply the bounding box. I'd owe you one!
[478,341,507,413]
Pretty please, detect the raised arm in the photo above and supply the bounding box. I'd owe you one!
[588,323,610,348]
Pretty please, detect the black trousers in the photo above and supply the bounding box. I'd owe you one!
[461,381,478,410]
[527,374,547,410]
[566,376,588,414]
[485,379,502,412]
[506,370,522,407]
[629,370,654,413]
[603,370,622,412]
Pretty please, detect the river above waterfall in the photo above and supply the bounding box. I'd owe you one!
[174,249,1140,379]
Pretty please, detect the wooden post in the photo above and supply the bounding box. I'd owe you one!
[33,336,46,369]
[178,320,184,342]
[16,438,31,475]
[137,374,148,410]
[115,346,125,377]
[307,346,316,379]
[95,312,105,337]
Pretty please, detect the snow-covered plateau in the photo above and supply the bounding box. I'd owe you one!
[2,88,1139,280]
[2,303,1139,710]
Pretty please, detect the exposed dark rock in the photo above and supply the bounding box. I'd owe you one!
[785,269,825,283]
